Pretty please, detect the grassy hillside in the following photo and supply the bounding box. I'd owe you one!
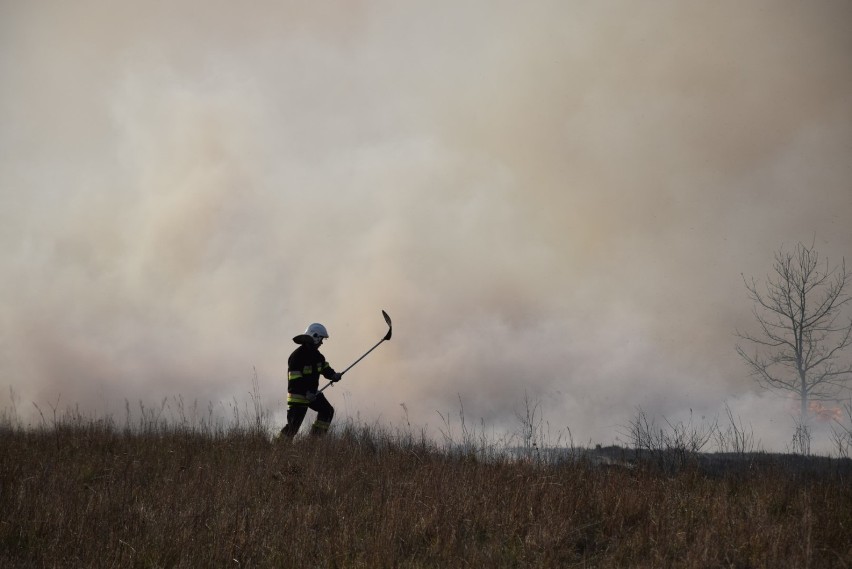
[1,418,850,568]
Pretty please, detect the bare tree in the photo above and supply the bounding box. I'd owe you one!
[736,242,852,422]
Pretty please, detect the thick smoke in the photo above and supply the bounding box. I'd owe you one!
[2,1,851,451]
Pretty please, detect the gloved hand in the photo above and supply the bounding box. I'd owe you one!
[331,372,343,383]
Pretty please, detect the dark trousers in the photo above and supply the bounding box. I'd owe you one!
[281,393,335,437]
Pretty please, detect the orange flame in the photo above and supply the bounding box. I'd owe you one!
[808,401,842,423]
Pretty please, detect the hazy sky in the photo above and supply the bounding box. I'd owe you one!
[2,1,851,451]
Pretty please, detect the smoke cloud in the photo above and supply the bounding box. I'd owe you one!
[2,1,851,451]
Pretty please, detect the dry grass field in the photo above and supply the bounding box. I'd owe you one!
[1,412,851,568]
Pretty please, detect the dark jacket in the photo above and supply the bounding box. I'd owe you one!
[287,340,337,395]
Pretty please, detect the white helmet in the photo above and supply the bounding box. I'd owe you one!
[304,323,329,345]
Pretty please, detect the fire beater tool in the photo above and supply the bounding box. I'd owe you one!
[315,310,392,397]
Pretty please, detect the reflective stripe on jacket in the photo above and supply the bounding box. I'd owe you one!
[287,392,312,405]
[288,362,331,381]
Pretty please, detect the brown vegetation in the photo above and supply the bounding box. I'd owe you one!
[1,416,851,568]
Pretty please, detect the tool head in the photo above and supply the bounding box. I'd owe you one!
[382,310,393,341]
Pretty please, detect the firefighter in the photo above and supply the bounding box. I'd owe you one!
[280,323,342,438]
